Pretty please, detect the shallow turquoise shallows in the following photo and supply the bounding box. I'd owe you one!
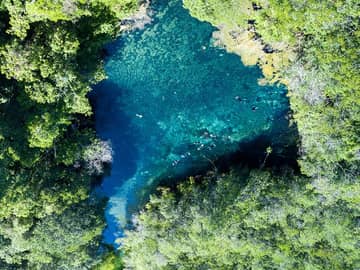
[92,0,289,245]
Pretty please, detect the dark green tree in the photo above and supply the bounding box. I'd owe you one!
[0,0,137,268]
[122,170,360,269]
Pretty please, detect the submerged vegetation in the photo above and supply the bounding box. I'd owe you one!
[0,0,358,269]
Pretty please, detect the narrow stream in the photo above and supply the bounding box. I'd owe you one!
[91,0,290,245]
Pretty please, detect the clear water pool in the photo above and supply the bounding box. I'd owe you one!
[91,0,289,245]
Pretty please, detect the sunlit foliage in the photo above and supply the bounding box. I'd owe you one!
[0,0,137,268]
[123,170,360,269]
[184,0,360,177]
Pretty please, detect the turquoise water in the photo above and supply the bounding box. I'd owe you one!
[92,0,289,245]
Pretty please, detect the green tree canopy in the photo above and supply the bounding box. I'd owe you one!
[123,170,360,269]
[0,0,138,268]
[184,0,360,177]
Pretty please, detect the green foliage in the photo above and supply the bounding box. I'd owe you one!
[184,0,360,177]
[28,112,71,148]
[93,251,124,270]
[122,170,360,269]
[0,199,106,269]
[0,0,138,268]
[0,0,358,269]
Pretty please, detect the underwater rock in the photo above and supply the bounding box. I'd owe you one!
[120,0,152,32]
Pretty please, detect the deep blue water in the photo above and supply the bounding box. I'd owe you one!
[91,0,289,245]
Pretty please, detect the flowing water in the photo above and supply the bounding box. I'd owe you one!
[91,0,290,245]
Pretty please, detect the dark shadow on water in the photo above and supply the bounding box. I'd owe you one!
[216,125,299,173]
[89,80,139,196]
[122,116,299,232]
[157,113,300,190]
[89,81,139,243]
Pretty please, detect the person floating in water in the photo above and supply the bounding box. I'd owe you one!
[234,96,242,102]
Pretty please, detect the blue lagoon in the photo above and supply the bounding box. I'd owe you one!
[91,0,289,245]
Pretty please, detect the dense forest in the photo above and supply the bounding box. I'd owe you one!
[0,0,359,269]
[0,0,136,269]
[123,170,359,269]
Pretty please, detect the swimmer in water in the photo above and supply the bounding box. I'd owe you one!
[235,96,242,102]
